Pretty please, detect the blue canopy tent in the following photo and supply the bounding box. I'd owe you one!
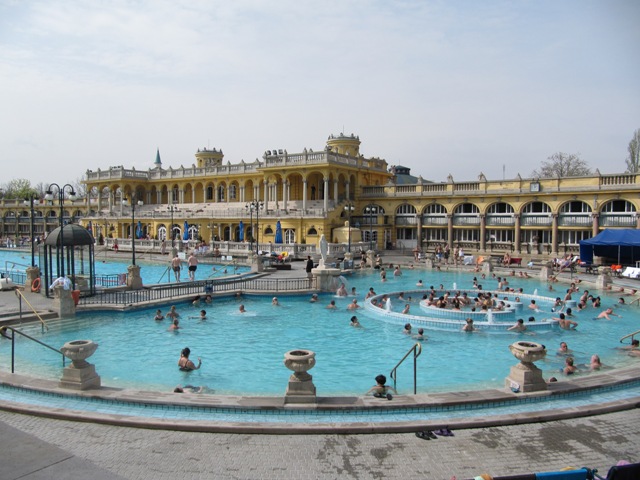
[238,220,244,241]
[275,220,283,244]
[579,229,640,265]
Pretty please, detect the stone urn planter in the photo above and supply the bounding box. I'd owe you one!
[59,340,101,390]
[505,341,547,393]
[61,340,99,368]
[283,349,316,404]
[509,341,547,364]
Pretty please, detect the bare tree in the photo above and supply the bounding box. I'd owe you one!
[72,175,88,199]
[624,128,640,174]
[531,152,591,178]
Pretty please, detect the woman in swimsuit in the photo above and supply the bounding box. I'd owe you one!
[178,347,201,371]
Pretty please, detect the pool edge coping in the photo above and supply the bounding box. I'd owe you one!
[1,364,639,434]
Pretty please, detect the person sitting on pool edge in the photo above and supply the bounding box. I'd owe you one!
[178,347,201,371]
[174,384,203,393]
[366,374,397,400]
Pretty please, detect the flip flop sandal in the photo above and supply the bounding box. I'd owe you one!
[445,428,454,436]
[415,431,430,440]
[426,430,438,440]
[434,429,447,436]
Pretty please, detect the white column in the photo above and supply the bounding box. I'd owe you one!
[283,180,288,211]
[264,181,269,210]
[333,179,338,203]
[302,180,307,212]
[323,178,329,212]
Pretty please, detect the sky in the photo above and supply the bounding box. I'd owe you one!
[1,0,638,187]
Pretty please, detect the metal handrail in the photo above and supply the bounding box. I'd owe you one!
[157,266,172,284]
[1,326,66,373]
[620,329,640,343]
[390,342,422,394]
[13,288,49,332]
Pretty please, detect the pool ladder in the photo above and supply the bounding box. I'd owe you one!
[390,342,422,395]
[1,326,66,374]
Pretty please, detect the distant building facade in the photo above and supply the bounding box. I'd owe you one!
[1,133,639,259]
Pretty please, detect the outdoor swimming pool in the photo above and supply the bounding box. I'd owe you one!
[2,257,638,397]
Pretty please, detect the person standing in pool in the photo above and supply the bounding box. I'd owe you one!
[187,252,198,281]
[154,309,164,321]
[166,306,180,321]
[171,254,182,282]
[178,347,201,371]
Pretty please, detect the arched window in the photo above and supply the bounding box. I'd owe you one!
[284,229,295,244]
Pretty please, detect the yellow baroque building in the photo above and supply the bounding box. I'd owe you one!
[2,133,640,260]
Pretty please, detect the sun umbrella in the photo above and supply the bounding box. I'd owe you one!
[238,220,244,241]
[136,221,143,239]
[183,221,189,241]
[275,220,283,244]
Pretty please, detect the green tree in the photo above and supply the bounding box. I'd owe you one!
[1,179,38,199]
[531,152,591,178]
[624,128,640,173]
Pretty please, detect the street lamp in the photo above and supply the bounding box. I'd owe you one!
[169,204,175,249]
[123,194,143,266]
[344,203,354,253]
[365,204,376,251]
[23,194,37,267]
[45,183,76,278]
[246,200,264,255]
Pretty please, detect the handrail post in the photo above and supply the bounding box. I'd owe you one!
[11,329,15,373]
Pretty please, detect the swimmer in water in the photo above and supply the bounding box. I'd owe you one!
[177,347,201,371]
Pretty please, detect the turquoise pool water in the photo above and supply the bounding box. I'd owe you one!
[0,248,247,284]
[2,260,638,396]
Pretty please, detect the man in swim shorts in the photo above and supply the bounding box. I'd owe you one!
[187,252,198,281]
[171,254,182,282]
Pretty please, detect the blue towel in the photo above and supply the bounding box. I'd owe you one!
[535,469,588,480]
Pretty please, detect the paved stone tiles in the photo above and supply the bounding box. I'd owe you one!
[1,409,638,480]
